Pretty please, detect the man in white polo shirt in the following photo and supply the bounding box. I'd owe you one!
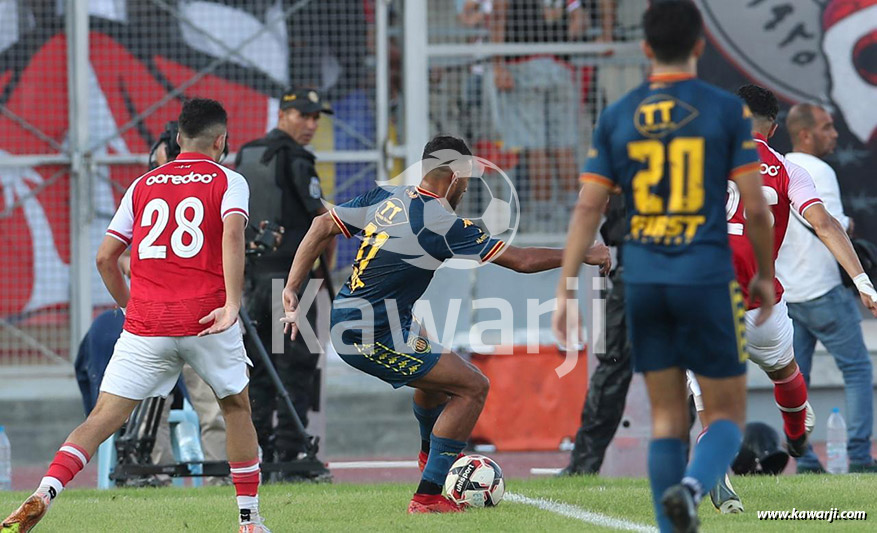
[777,103,877,473]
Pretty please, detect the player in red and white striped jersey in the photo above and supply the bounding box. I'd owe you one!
[2,99,269,533]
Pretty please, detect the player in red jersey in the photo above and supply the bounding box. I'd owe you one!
[725,86,821,453]
[1,99,269,533]
[689,85,877,514]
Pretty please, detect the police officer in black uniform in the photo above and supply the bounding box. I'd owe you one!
[560,194,633,475]
[235,88,333,479]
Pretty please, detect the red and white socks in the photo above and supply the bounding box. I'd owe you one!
[773,369,808,439]
[37,442,91,501]
[230,458,261,524]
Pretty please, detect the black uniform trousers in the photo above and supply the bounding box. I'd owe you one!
[567,267,633,473]
[244,271,319,461]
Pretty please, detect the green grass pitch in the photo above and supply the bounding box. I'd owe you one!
[1,475,875,531]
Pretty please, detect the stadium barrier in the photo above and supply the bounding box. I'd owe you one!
[469,344,588,451]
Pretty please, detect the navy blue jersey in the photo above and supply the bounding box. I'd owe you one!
[581,73,760,285]
[329,185,504,339]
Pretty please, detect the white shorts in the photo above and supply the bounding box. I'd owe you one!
[100,324,251,400]
[743,297,794,373]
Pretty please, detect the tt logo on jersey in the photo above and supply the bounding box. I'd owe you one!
[634,95,699,138]
[375,198,408,227]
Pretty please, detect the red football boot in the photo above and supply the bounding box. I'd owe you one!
[407,493,466,514]
[1,492,51,533]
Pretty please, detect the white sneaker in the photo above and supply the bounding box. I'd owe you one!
[709,474,743,514]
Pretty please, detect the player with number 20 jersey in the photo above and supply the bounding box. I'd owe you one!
[553,4,776,532]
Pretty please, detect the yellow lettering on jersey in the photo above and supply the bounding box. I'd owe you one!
[629,215,705,244]
[640,100,675,126]
[665,216,684,239]
[462,218,474,227]
[375,198,407,227]
[628,137,705,216]
[668,137,704,213]
[634,95,699,138]
[349,222,390,292]
[628,140,665,214]
[379,202,402,220]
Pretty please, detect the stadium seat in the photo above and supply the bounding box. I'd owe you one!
[97,399,205,489]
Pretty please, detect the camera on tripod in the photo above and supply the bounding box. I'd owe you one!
[248,221,284,256]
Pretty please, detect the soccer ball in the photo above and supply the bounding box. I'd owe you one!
[443,454,505,507]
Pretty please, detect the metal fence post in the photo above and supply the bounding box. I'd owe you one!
[403,2,428,174]
[375,0,390,183]
[66,0,92,359]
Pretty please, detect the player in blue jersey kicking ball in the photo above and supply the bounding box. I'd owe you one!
[280,134,610,513]
[553,2,775,532]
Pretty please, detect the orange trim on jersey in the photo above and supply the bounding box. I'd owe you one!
[580,172,615,189]
[416,186,441,199]
[329,209,352,238]
[648,72,695,83]
[482,241,505,263]
[729,161,761,180]
[106,229,131,245]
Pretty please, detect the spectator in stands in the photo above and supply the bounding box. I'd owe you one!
[592,0,648,109]
[490,1,585,225]
[777,103,877,473]
[456,1,495,142]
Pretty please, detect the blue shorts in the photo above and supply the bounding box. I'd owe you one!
[331,321,443,389]
[626,281,748,378]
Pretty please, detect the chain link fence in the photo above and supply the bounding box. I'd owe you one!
[424,0,648,235]
[0,0,384,365]
[1,0,650,365]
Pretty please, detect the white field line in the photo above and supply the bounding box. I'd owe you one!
[506,492,657,533]
[327,460,418,470]
[530,467,563,475]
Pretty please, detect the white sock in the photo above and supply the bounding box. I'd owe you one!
[37,477,64,501]
[237,495,260,524]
